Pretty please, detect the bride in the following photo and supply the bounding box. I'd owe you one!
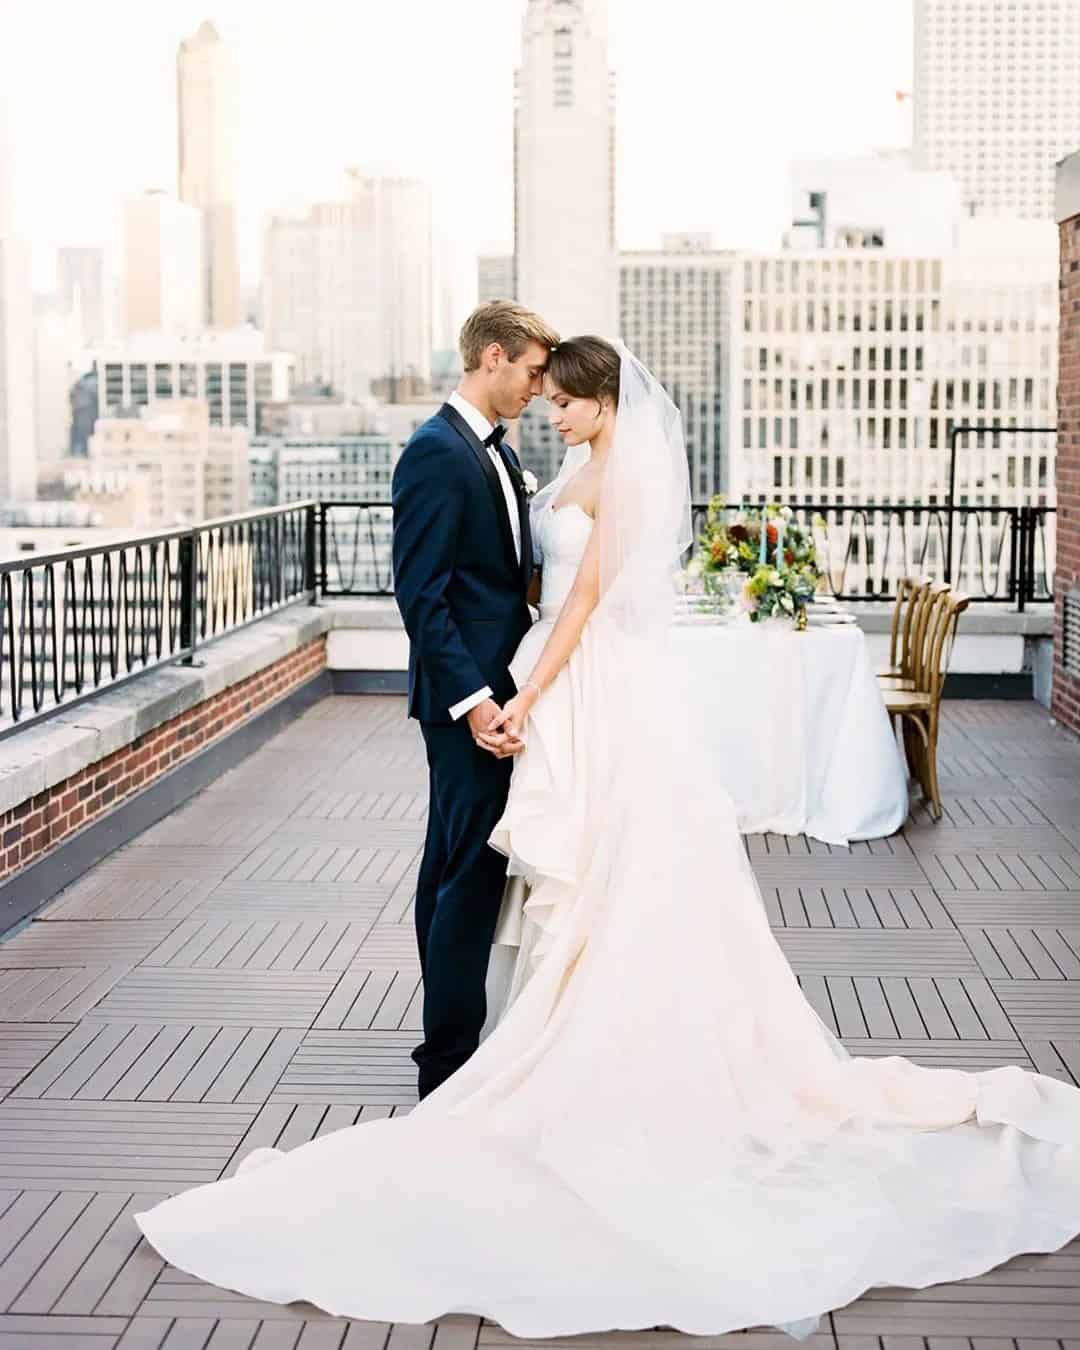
[136,339,1080,1341]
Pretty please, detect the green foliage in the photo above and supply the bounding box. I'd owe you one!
[693,499,822,624]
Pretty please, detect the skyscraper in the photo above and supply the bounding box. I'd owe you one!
[620,239,733,500]
[263,171,432,402]
[0,111,35,501]
[728,219,1057,515]
[33,297,84,470]
[177,19,242,329]
[913,0,1080,219]
[58,246,109,347]
[123,190,203,338]
[514,0,616,337]
[478,255,515,304]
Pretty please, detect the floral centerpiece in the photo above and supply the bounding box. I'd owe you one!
[689,497,822,628]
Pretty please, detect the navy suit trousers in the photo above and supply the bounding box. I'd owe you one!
[413,719,513,1099]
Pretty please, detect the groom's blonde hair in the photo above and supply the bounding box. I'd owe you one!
[459,301,560,372]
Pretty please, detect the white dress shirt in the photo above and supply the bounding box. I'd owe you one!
[445,391,522,722]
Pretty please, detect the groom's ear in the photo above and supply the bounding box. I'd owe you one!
[482,341,504,373]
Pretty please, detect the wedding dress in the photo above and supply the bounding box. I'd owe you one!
[136,349,1080,1341]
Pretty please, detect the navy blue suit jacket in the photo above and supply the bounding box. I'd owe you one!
[392,403,534,724]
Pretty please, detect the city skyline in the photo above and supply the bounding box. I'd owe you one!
[3,0,912,294]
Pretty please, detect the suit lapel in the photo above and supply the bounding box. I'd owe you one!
[501,443,534,584]
[438,403,522,580]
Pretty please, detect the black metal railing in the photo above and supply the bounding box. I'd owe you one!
[318,502,394,596]
[318,499,1056,609]
[0,502,317,738]
[0,495,1057,738]
[688,501,1056,609]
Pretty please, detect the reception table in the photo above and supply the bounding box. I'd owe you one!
[672,619,908,845]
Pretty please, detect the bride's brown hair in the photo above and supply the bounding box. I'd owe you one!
[546,336,621,410]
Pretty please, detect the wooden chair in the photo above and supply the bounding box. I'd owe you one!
[884,590,969,821]
[878,579,949,692]
[878,576,919,680]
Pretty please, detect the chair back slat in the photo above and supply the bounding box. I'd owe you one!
[889,576,919,670]
[926,592,970,703]
[908,582,950,690]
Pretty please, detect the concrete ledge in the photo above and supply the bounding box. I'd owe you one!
[0,604,330,817]
[322,598,402,630]
[850,602,1054,636]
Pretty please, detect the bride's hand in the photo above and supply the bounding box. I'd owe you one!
[500,690,535,740]
[478,689,537,756]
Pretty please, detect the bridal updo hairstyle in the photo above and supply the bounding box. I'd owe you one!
[547,336,621,412]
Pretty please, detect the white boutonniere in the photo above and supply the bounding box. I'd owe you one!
[522,469,539,497]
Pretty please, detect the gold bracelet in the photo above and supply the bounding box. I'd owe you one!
[524,680,542,698]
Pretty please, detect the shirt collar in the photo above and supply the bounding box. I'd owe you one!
[448,390,496,446]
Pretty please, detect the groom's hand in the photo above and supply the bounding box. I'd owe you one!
[467,700,524,758]
[468,701,525,758]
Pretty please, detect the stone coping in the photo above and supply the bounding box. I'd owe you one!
[0,604,326,818]
[320,596,1054,638]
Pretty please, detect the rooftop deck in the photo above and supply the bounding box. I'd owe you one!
[0,694,1078,1348]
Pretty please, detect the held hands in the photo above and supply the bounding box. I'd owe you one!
[466,698,525,759]
[492,689,537,744]
[466,690,539,759]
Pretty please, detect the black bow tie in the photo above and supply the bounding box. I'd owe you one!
[483,424,506,450]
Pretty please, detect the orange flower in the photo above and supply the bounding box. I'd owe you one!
[766,522,778,545]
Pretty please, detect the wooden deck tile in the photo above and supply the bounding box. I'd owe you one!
[82,972,339,1030]
[0,695,1073,1342]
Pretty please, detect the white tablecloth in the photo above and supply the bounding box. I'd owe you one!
[673,623,907,845]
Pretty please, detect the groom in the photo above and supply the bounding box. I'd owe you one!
[392,300,560,1099]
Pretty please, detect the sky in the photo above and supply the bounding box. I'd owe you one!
[0,0,914,299]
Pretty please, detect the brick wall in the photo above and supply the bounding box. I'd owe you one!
[1055,212,1080,733]
[0,636,327,883]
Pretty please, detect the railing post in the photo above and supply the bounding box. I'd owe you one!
[318,503,329,597]
[945,426,960,587]
[1008,508,1021,609]
[178,530,197,663]
[1015,507,1031,612]
[304,503,318,603]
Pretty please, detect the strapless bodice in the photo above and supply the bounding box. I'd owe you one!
[535,503,593,622]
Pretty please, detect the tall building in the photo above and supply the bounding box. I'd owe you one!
[478,254,515,303]
[123,190,203,337]
[69,371,98,458]
[249,435,395,507]
[177,20,242,329]
[619,238,733,499]
[514,0,616,337]
[727,218,1057,515]
[263,171,432,402]
[33,297,84,471]
[57,246,109,347]
[91,331,293,430]
[0,236,34,501]
[86,398,249,526]
[913,0,1080,220]
[0,120,34,501]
